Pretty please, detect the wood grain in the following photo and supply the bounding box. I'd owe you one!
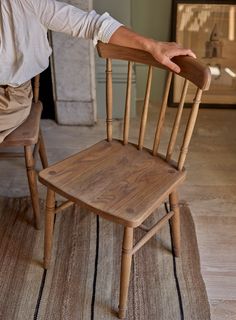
[153,72,173,156]
[123,61,133,145]
[97,42,211,90]
[138,66,152,150]
[0,102,43,147]
[39,140,186,227]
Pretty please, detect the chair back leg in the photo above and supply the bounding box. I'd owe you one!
[39,129,48,169]
[44,188,56,269]
[24,145,41,229]
[169,191,181,257]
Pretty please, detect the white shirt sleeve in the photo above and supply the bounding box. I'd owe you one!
[28,0,123,45]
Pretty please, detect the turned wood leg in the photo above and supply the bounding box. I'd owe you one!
[169,191,181,257]
[24,145,41,230]
[44,188,56,269]
[118,227,134,319]
[38,129,48,169]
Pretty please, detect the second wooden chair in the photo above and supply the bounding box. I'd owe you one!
[0,75,48,229]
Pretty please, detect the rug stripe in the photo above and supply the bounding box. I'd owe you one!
[91,216,100,320]
[165,202,184,320]
[169,223,185,320]
[33,269,47,320]
[33,212,58,320]
[174,204,211,320]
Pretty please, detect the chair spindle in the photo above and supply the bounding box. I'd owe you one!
[33,74,40,103]
[106,58,113,142]
[166,79,189,162]
[152,72,173,156]
[123,62,133,145]
[138,66,153,150]
[177,88,203,170]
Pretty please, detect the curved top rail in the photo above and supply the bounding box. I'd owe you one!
[97,42,211,91]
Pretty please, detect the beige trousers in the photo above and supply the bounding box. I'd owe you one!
[0,81,33,143]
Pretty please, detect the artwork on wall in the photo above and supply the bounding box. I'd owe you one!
[172,1,236,107]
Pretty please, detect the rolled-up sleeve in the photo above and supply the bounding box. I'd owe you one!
[29,0,123,44]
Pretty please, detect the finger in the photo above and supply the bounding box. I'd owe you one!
[184,49,196,58]
[163,59,181,73]
[176,48,196,58]
[163,48,196,60]
[170,43,195,55]
[190,51,197,58]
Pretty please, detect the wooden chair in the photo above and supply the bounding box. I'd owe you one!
[39,42,211,318]
[0,75,48,229]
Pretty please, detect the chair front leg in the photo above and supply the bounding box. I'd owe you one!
[118,227,134,319]
[24,145,41,230]
[38,128,48,169]
[169,191,181,257]
[44,188,56,269]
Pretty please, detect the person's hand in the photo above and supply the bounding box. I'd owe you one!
[147,40,196,73]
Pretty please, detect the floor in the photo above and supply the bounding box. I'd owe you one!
[0,105,236,319]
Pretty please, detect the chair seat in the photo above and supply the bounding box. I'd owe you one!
[0,102,43,147]
[39,139,186,227]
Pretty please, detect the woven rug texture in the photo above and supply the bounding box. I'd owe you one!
[0,197,211,320]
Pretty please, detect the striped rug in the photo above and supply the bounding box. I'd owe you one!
[0,197,210,320]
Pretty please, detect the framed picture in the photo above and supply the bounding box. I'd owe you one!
[171,0,236,107]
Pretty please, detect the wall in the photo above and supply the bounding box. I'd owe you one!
[93,0,131,26]
[93,0,173,115]
[94,0,136,118]
[131,0,172,102]
[51,0,96,125]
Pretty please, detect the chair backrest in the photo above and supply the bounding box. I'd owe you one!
[97,42,211,171]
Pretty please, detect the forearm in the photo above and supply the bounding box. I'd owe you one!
[108,26,154,52]
[108,26,196,73]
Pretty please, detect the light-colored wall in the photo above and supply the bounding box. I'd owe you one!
[94,0,136,118]
[51,0,96,125]
[131,0,172,40]
[131,0,172,102]
[93,0,131,26]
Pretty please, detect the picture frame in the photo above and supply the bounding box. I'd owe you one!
[171,0,236,108]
